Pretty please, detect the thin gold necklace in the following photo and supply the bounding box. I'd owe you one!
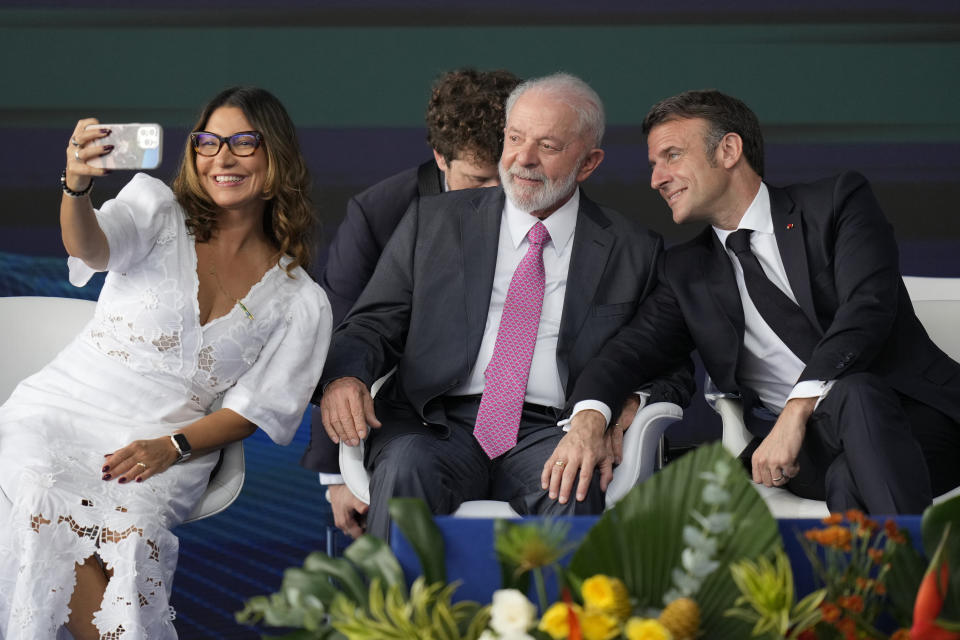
[208,261,255,320]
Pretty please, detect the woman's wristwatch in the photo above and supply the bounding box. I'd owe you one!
[170,433,192,464]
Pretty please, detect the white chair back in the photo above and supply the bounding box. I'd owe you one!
[0,295,244,523]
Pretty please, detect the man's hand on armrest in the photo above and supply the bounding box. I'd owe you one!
[319,377,381,447]
[542,408,609,504]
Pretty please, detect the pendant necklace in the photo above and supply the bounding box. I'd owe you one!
[209,260,255,320]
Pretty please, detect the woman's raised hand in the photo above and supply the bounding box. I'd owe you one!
[64,118,112,192]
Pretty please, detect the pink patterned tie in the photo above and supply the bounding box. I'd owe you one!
[473,221,551,458]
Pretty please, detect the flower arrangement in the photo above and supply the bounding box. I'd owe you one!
[237,442,960,640]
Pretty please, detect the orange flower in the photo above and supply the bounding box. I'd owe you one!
[822,513,844,525]
[845,510,866,525]
[837,594,864,613]
[834,616,857,640]
[868,548,885,564]
[890,629,911,640]
[885,519,907,545]
[874,582,886,596]
[819,601,842,623]
[808,525,853,551]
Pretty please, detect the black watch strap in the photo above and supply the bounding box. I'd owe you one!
[171,433,192,463]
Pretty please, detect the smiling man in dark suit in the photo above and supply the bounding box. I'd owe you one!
[566,89,960,514]
[317,73,693,539]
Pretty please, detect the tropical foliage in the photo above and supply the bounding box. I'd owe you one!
[237,442,960,640]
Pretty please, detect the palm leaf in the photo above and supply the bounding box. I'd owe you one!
[390,497,447,584]
[568,441,781,637]
[344,534,407,593]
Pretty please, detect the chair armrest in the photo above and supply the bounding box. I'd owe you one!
[339,439,370,505]
[183,440,246,523]
[713,397,752,458]
[605,401,683,508]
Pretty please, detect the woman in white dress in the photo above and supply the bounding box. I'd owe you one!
[0,87,332,639]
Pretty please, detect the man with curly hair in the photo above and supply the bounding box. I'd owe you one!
[301,69,520,538]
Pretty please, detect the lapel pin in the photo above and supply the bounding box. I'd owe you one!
[786,223,795,230]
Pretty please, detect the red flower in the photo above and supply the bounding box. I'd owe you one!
[911,547,960,640]
[561,587,582,640]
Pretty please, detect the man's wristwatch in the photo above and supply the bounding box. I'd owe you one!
[170,433,192,464]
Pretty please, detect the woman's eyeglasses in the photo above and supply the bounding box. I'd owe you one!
[190,131,263,157]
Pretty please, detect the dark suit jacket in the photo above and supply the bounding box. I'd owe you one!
[570,171,960,431]
[300,160,443,472]
[318,186,694,458]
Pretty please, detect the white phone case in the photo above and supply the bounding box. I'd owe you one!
[85,123,163,170]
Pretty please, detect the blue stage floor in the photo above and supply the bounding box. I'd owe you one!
[170,415,335,639]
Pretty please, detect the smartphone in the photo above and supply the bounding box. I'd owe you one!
[85,123,163,170]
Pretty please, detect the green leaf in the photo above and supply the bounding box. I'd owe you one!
[494,518,532,594]
[389,497,447,584]
[885,526,927,627]
[300,551,369,607]
[344,534,407,593]
[568,441,780,638]
[923,495,960,621]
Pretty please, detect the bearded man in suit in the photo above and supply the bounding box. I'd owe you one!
[301,69,520,538]
[565,89,960,514]
[317,73,693,539]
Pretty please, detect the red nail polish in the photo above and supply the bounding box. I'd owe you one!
[102,474,111,480]
[136,477,143,483]
[102,145,114,152]
[118,478,127,484]
[102,465,110,472]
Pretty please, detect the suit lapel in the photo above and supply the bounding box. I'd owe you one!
[461,189,504,357]
[556,194,613,390]
[769,185,821,332]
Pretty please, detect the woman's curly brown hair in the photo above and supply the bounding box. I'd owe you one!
[172,86,314,276]
[425,69,520,165]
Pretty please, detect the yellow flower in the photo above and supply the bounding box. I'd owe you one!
[581,575,631,620]
[580,609,621,640]
[624,617,673,640]
[539,602,581,639]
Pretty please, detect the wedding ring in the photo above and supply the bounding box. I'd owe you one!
[75,150,81,161]
[555,460,566,467]
[772,475,784,483]
[70,137,80,147]
[136,462,148,470]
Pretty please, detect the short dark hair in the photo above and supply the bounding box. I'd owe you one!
[425,68,521,166]
[173,86,314,274]
[642,89,764,178]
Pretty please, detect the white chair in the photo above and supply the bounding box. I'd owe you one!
[0,295,244,523]
[708,276,960,518]
[340,370,683,518]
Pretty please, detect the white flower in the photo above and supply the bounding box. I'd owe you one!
[489,588,537,634]
[681,547,720,578]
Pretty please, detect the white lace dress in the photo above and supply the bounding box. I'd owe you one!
[0,174,331,640]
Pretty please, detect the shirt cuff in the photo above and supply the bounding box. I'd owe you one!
[564,400,612,431]
[319,472,344,485]
[788,380,835,410]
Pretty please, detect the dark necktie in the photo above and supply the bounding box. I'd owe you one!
[473,222,551,459]
[725,229,820,362]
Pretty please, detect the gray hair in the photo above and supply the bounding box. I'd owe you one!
[504,72,605,147]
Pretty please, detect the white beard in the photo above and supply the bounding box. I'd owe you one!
[499,162,580,214]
